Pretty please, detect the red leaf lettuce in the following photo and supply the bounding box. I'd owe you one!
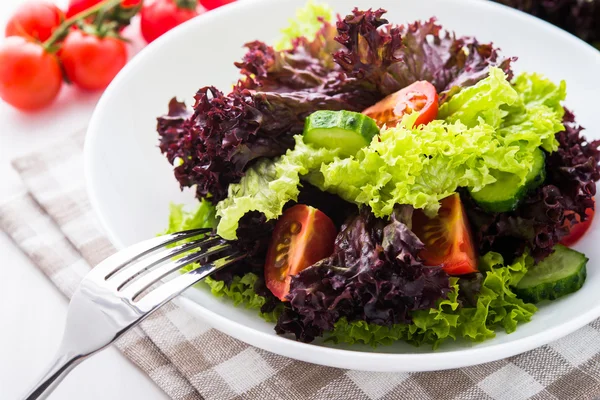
[157,7,514,204]
[276,207,450,342]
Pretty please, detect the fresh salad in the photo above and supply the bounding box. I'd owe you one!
[156,2,599,348]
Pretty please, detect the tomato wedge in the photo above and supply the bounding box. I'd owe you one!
[411,193,478,275]
[561,203,595,247]
[265,205,337,301]
[362,81,439,128]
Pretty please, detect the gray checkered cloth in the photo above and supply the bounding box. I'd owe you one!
[2,131,600,400]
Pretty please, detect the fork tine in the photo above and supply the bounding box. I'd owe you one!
[87,229,211,281]
[135,252,246,313]
[120,242,233,301]
[108,236,223,290]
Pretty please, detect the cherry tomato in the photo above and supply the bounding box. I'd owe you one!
[265,205,337,301]
[412,193,478,275]
[140,0,201,43]
[5,2,64,42]
[121,0,143,8]
[362,81,439,128]
[60,30,128,90]
[0,37,62,111]
[198,0,235,10]
[66,0,101,17]
[66,0,141,17]
[561,204,595,247]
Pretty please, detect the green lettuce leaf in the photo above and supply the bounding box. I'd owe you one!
[327,252,537,348]
[498,72,565,153]
[215,136,340,240]
[313,68,566,216]
[438,66,520,127]
[440,68,564,169]
[274,0,333,51]
[161,200,217,234]
[163,203,281,322]
[310,111,521,216]
[203,272,283,322]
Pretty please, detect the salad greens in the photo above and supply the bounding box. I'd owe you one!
[274,0,333,50]
[157,4,514,204]
[330,251,536,349]
[216,136,341,240]
[169,199,537,348]
[162,201,216,235]
[157,1,599,349]
[216,67,567,239]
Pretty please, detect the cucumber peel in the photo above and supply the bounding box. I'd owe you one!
[514,244,588,303]
[470,148,546,213]
[303,110,379,157]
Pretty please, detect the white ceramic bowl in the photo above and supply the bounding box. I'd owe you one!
[85,0,600,371]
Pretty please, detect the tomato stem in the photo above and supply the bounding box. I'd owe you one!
[43,0,123,50]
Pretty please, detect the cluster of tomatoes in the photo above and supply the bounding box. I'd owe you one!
[0,0,234,111]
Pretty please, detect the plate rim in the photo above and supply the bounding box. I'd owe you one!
[84,0,600,372]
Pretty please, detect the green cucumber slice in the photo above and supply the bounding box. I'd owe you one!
[514,244,588,303]
[303,110,379,157]
[470,148,546,213]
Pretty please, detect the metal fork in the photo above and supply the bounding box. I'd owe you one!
[23,229,243,400]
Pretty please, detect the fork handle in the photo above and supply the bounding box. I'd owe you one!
[23,350,87,400]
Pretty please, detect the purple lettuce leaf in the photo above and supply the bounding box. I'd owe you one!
[157,87,360,202]
[158,7,515,205]
[276,207,450,342]
[332,10,515,98]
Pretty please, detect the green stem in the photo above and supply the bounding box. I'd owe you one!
[43,0,123,49]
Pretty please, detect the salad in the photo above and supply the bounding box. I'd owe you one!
[156,2,599,348]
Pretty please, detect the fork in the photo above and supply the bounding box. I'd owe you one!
[23,229,243,400]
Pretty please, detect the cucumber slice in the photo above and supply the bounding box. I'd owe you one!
[514,244,588,303]
[470,148,546,213]
[303,110,379,157]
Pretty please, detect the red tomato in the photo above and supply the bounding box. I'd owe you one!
[265,205,337,301]
[362,81,439,128]
[561,205,595,247]
[121,0,143,8]
[198,0,235,10]
[0,36,62,111]
[412,193,478,275]
[66,0,102,17]
[140,0,201,43]
[60,30,128,90]
[5,2,64,42]
[66,0,141,16]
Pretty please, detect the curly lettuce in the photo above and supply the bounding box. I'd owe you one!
[274,0,333,51]
[215,67,568,233]
[215,136,341,240]
[440,68,564,152]
[161,201,217,236]
[165,200,535,348]
[203,272,283,323]
[327,252,537,348]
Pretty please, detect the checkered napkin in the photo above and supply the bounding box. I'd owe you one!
[2,132,600,400]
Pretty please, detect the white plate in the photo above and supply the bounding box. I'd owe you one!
[85,0,600,371]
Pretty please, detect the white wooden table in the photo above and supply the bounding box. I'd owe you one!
[0,1,169,398]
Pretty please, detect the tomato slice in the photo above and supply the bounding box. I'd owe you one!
[411,193,478,275]
[265,205,337,301]
[561,202,595,247]
[362,81,439,128]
